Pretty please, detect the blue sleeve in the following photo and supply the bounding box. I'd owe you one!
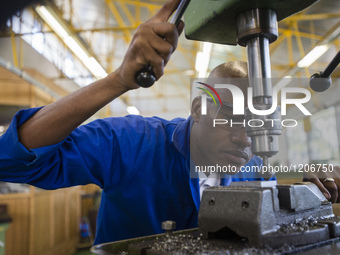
[230,156,277,182]
[0,108,157,190]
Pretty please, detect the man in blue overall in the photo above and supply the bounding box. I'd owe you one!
[0,0,339,246]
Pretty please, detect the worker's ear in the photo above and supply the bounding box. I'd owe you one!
[191,96,202,122]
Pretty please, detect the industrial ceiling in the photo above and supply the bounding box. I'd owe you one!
[0,0,340,127]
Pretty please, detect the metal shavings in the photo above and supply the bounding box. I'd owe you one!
[279,216,319,234]
[149,233,279,255]
[150,233,211,254]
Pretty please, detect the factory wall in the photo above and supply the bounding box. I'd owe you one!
[0,187,80,255]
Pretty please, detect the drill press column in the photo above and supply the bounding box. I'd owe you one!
[236,9,282,172]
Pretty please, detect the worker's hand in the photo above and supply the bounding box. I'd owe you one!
[303,166,340,203]
[113,0,185,90]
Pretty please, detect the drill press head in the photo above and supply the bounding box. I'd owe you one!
[184,0,321,171]
[184,0,320,46]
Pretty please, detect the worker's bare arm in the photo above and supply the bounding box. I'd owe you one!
[18,0,184,150]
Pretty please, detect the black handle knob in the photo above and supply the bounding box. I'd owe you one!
[309,72,331,92]
[135,66,156,88]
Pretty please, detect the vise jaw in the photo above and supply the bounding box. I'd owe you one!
[198,181,340,248]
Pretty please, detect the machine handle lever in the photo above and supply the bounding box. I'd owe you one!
[135,0,190,88]
[310,49,340,92]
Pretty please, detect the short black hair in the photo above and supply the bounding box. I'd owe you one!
[0,0,45,28]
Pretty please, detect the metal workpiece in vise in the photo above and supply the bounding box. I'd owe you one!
[198,181,340,248]
[184,0,319,177]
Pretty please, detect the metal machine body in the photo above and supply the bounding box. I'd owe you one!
[90,183,340,254]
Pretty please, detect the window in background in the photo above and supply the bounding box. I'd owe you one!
[308,107,340,165]
[286,119,309,165]
[11,10,94,87]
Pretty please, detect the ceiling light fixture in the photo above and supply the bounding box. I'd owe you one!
[35,5,107,79]
[195,42,212,78]
[126,106,140,115]
[297,45,329,68]
[35,6,68,39]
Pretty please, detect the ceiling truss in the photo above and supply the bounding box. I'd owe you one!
[1,0,340,117]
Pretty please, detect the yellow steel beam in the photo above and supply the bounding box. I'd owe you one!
[292,21,305,59]
[175,45,194,69]
[292,20,311,78]
[271,29,321,62]
[19,37,23,69]
[271,13,334,66]
[269,32,287,55]
[105,0,132,43]
[149,6,159,16]
[164,69,194,75]
[105,5,114,74]
[11,32,19,67]
[104,105,112,117]
[277,28,322,40]
[153,82,165,101]
[135,0,141,25]
[69,0,73,25]
[0,25,138,35]
[279,21,340,78]
[271,64,292,71]
[123,0,162,8]
[285,12,340,21]
[73,26,138,33]
[309,20,316,47]
[168,76,190,100]
[141,108,189,116]
[286,29,294,67]
[130,94,187,101]
[116,0,137,26]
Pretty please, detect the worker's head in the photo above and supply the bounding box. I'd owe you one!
[0,0,46,28]
[190,61,252,175]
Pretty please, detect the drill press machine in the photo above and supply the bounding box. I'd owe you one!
[90,0,340,254]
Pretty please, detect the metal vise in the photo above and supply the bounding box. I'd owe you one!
[198,181,340,248]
